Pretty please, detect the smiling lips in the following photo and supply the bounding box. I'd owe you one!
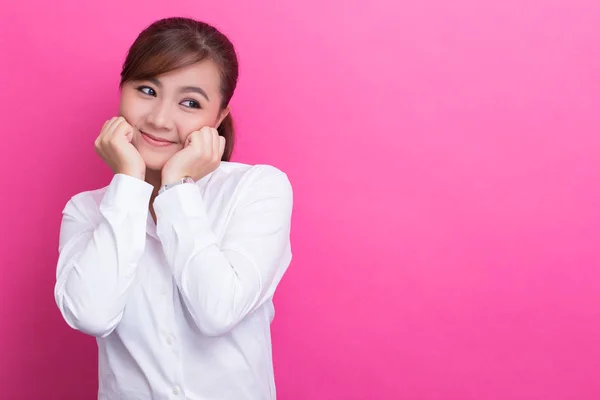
[141,131,175,147]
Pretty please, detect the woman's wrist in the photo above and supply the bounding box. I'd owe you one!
[161,172,184,186]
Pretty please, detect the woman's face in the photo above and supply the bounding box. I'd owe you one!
[119,59,229,171]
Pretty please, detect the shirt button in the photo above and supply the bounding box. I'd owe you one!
[172,386,181,395]
[167,335,174,345]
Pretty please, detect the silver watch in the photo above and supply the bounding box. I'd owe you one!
[158,176,194,195]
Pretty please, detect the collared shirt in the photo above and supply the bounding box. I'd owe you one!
[54,162,293,400]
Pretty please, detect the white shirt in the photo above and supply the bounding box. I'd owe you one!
[54,162,293,400]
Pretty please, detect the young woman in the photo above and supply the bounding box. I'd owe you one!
[54,17,293,400]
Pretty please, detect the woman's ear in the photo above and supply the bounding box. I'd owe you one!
[215,105,231,128]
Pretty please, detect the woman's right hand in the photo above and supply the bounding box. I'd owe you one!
[94,116,146,180]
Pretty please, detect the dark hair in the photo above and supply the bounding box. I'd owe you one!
[119,17,239,161]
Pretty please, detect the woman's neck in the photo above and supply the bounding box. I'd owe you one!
[146,168,162,223]
[145,168,162,192]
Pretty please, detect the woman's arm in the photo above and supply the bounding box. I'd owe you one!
[153,165,293,336]
[54,174,153,338]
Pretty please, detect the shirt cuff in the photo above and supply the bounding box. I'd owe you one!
[153,183,218,244]
[153,183,206,218]
[100,173,154,212]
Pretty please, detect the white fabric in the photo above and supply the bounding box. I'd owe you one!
[54,162,293,400]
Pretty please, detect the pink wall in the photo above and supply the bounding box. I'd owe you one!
[1,0,599,399]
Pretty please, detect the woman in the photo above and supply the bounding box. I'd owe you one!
[54,17,293,400]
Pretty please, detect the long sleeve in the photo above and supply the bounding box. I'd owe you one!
[153,166,293,336]
[54,174,153,338]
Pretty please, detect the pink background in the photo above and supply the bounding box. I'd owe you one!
[1,0,599,399]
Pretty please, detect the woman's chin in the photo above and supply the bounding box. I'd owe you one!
[142,156,169,172]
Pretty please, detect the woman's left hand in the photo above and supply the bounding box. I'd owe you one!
[162,127,225,184]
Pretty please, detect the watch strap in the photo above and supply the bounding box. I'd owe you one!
[158,176,194,195]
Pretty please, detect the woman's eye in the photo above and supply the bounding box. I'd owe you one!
[137,86,156,96]
[181,100,201,109]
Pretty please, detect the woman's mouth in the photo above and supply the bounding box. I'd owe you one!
[141,131,175,147]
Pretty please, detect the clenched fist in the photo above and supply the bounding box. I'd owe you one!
[94,116,146,180]
[161,126,225,185]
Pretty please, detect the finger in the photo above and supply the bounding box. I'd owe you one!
[105,121,123,144]
[98,117,117,142]
[210,129,220,158]
[116,120,134,142]
[201,127,214,155]
[218,136,226,159]
[111,116,126,131]
[105,116,123,134]
[209,128,219,159]
[212,130,220,158]
[101,118,112,132]
[185,130,199,147]
[113,119,134,142]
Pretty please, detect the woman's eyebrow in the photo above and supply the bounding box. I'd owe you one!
[179,86,210,101]
[147,78,210,102]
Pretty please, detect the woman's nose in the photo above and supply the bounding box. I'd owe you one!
[147,101,174,130]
